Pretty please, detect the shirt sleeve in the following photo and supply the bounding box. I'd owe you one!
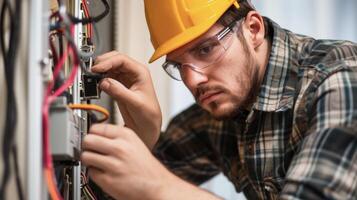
[153,105,220,185]
[281,70,357,200]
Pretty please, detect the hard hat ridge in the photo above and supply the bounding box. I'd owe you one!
[144,0,240,63]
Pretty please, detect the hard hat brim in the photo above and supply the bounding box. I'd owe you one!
[148,9,227,63]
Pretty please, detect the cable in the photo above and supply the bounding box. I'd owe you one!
[68,104,109,123]
[81,172,97,200]
[0,0,24,199]
[43,45,79,200]
[50,1,105,65]
[42,20,80,199]
[67,0,110,25]
[81,0,92,40]
[43,2,108,199]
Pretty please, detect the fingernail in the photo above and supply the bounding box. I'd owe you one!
[100,79,110,90]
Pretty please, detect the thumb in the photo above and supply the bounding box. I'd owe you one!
[100,78,137,104]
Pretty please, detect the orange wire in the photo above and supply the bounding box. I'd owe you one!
[68,104,109,122]
[81,0,92,38]
[45,168,62,200]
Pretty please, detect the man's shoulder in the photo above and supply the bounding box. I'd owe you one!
[298,38,357,68]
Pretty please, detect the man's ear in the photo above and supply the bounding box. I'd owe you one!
[242,11,265,50]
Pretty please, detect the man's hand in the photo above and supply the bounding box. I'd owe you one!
[92,51,162,149]
[81,124,222,200]
[81,124,169,200]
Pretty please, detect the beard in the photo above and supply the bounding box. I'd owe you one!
[195,35,261,120]
[207,63,260,120]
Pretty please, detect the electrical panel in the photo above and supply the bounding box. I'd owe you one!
[47,0,112,199]
[39,0,111,199]
[0,0,113,199]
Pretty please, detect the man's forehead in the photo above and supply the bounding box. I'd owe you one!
[166,23,224,60]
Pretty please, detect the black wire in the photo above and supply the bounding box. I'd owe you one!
[0,1,13,199]
[0,0,24,199]
[12,146,25,200]
[51,0,109,30]
[68,0,110,25]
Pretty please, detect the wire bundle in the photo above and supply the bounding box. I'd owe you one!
[44,1,110,199]
[81,0,93,41]
[43,23,79,200]
[0,0,24,199]
[81,172,97,200]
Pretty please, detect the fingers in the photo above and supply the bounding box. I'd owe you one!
[82,134,114,155]
[92,52,146,75]
[99,78,138,105]
[81,151,115,172]
[89,124,120,139]
[89,124,133,140]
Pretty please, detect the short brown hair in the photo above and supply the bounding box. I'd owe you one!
[218,0,270,38]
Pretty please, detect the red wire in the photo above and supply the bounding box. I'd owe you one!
[82,0,92,39]
[43,24,79,200]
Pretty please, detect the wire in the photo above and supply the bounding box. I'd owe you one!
[51,0,105,65]
[81,0,92,40]
[81,172,97,200]
[68,104,109,123]
[43,22,80,200]
[67,0,110,25]
[43,2,108,199]
[43,46,79,200]
[0,0,24,199]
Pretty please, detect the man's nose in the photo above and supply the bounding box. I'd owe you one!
[181,66,209,89]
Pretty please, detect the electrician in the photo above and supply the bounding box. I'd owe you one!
[81,0,357,199]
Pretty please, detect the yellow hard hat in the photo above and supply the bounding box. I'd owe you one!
[144,0,240,63]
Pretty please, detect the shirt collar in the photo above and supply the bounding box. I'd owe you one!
[252,18,299,112]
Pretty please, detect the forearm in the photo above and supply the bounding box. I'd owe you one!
[141,127,160,150]
[157,172,222,200]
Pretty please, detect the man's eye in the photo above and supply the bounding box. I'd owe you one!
[195,41,219,57]
[198,45,214,55]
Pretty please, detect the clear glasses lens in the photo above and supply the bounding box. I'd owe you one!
[163,24,237,81]
[163,63,182,80]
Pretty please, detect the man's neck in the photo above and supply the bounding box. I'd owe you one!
[256,38,272,86]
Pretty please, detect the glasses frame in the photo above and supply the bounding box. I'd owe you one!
[162,19,241,81]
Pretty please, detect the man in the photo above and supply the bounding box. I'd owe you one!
[81,0,357,199]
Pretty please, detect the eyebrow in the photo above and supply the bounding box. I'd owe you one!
[188,35,217,53]
[166,26,224,62]
[166,36,213,62]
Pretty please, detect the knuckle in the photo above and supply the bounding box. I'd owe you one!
[102,174,113,185]
[101,123,115,138]
[111,141,124,154]
[83,133,95,142]
[89,123,102,134]
[112,161,122,173]
[80,151,90,164]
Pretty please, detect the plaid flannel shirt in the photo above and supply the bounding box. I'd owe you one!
[153,18,357,200]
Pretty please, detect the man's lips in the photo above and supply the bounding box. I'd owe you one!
[199,91,222,104]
